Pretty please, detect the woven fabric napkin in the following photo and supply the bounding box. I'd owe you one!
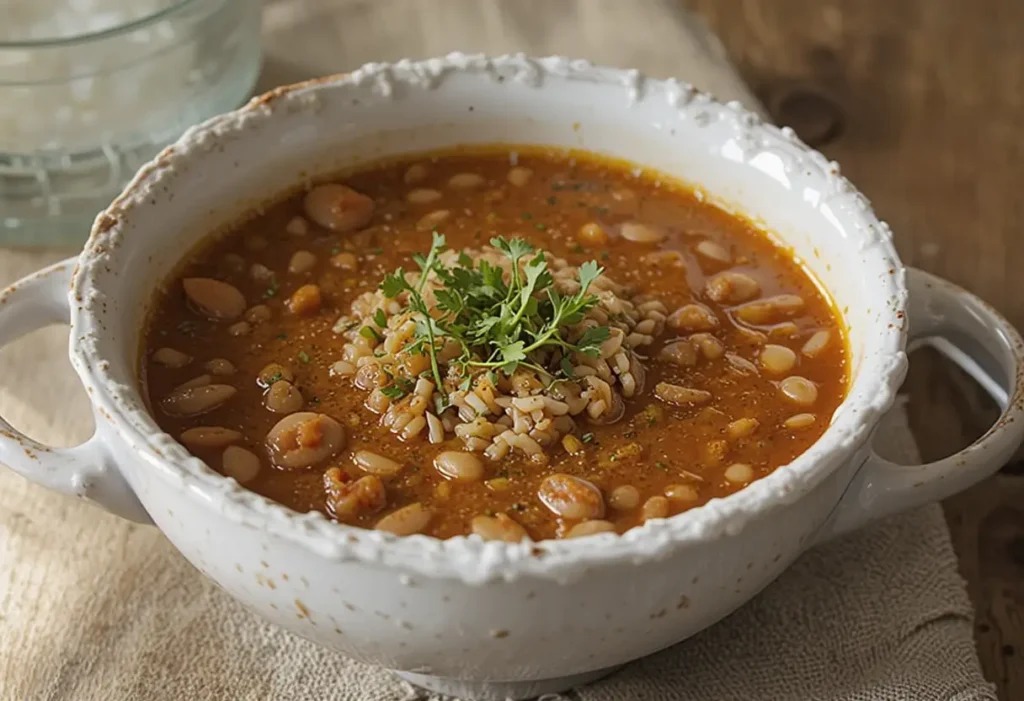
[0,1,995,699]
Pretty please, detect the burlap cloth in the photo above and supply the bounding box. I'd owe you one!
[0,2,995,699]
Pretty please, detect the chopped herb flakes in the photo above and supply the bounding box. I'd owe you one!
[582,432,594,443]
[297,350,311,364]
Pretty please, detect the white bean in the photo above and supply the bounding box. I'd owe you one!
[725,353,759,376]
[760,344,797,374]
[784,413,817,429]
[264,380,303,414]
[727,418,759,440]
[404,163,429,184]
[416,209,450,231]
[507,167,533,187]
[665,484,700,503]
[285,216,309,236]
[565,520,617,538]
[448,173,485,189]
[406,188,443,204]
[174,374,212,392]
[538,474,604,520]
[303,183,374,232]
[667,303,718,332]
[204,358,236,376]
[227,321,251,337]
[180,426,242,449]
[695,240,731,264]
[222,446,261,484]
[161,384,236,417]
[153,347,191,368]
[734,294,805,325]
[779,376,818,405]
[705,271,761,304]
[325,470,387,522]
[183,278,246,321]
[608,485,641,510]
[471,513,529,542]
[641,496,670,521]
[266,412,346,470]
[620,222,666,243]
[258,363,294,387]
[375,503,432,535]
[724,463,755,484]
[802,330,831,358]
[289,250,317,274]
[434,451,484,482]
[354,450,404,477]
[654,382,711,406]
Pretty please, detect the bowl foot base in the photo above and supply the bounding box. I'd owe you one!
[394,665,622,700]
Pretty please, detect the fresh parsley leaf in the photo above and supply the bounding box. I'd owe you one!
[578,260,603,292]
[373,309,388,328]
[359,326,381,343]
[576,326,610,357]
[381,269,410,298]
[500,341,526,366]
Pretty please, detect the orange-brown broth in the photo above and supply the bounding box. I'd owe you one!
[142,147,847,540]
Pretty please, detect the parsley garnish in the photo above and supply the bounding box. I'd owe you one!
[378,233,610,396]
[381,377,415,400]
[297,350,311,364]
[359,326,382,343]
[373,309,388,328]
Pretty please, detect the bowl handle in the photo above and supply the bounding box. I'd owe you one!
[0,260,150,523]
[818,267,1024,542]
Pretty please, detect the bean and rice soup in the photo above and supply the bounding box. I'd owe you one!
[142,147,847,541]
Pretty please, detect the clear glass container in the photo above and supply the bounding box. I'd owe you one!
[0,0,262,247]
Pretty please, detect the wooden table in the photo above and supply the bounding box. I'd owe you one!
[685,1,1024,696]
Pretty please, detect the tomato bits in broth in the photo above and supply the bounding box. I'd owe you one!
[142,146,847,541]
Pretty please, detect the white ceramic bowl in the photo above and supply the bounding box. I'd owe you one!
[2,55,1023,701]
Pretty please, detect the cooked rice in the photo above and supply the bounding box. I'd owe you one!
[332,245,668,461]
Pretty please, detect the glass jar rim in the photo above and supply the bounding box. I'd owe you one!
[0,0,199,49]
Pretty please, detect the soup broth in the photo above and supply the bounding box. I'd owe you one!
[142,147,847,541]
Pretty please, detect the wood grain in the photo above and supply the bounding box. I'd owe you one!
[684,1,1024,696]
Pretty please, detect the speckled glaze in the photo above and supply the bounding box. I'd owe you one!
[2,55,1023,700]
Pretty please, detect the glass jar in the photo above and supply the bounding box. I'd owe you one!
[0,0,262,247]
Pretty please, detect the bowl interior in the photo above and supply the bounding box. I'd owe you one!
[73,57,905,574]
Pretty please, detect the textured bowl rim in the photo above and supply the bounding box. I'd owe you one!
[71,53,907,584]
